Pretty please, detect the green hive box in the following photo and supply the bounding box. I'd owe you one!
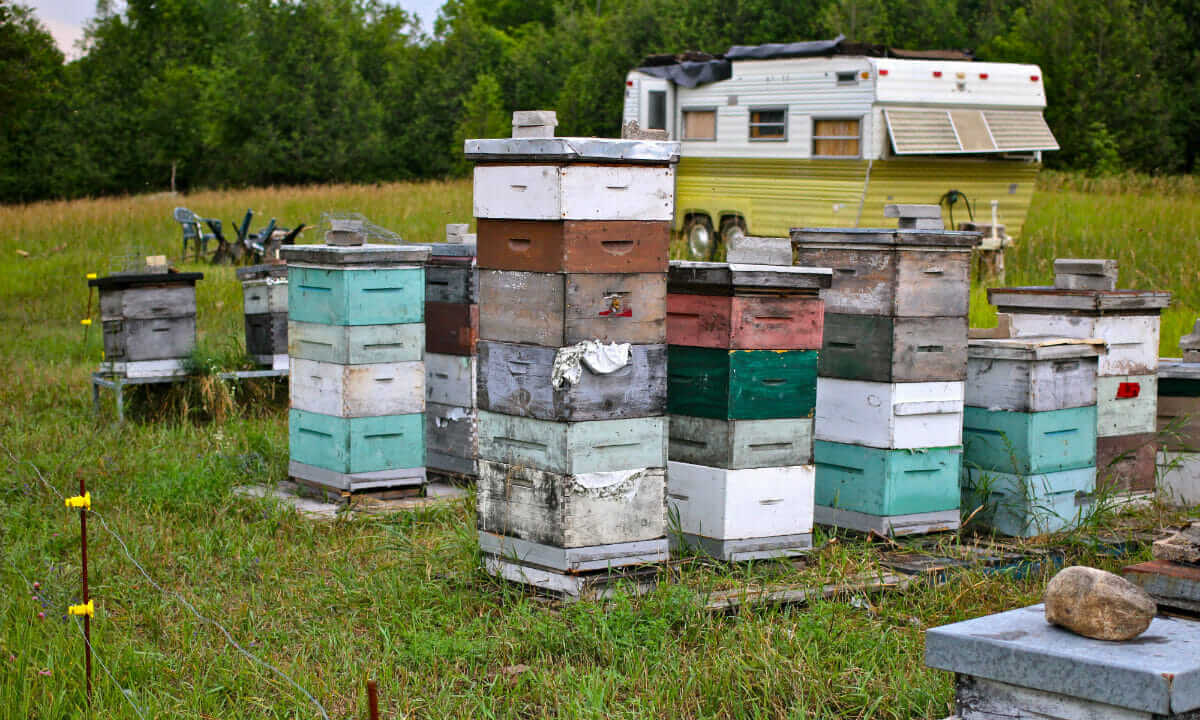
[289,408,424,474]
[962,466,1095,538]
[962,405,1096,475]
[288,266,425,326]
[814,441,962,516]
[667,347,817,420]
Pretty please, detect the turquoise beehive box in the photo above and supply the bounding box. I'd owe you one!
[282,239,431,494]
[813,441,962,516]
[962,405,1096,475]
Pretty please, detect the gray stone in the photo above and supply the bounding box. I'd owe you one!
[1153,522,1200,564]
[1043,565,1156,641]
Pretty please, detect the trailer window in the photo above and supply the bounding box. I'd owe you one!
[682,109,716,140]
[749,109,786,140]
[813,118,861,157]
[647,91,667,130]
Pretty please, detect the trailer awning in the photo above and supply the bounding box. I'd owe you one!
[884,108,1059,155]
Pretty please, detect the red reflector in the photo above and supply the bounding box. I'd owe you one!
[879,69,889,76]
[979,73,989,79]
[1116,382,1141,399]
[933,71,942,78]
[1030,75,1040,82]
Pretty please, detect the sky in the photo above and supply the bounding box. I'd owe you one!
[24,0,447,60]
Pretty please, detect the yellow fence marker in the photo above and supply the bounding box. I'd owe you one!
[68,600,94,618]
[85,273,97,280]
[80,318,92,326]
[65,492,91,510]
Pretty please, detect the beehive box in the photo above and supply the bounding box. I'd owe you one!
[288,408,424,485]
[478,270,665,346]
[668,416,813,469]
[476,219,669,273]
[476,411,666,476]
[90,272,204,376]
[289,321,425,365]
[668,347,818,420]
[1097,431,1157,492]
[962,405,1097,475]
[425,353,476,408]
[1158,360,1200,450]
[789,228,980,317]
[476,460,665,549]
[966,337,1104,412]
[1097,373,1157,437]
[819,314,968,383]
[814,378,963,450]
[813,441,962,518]
[926,604,1200,719]
[962,466,1095,537]
[987,288,1170,376]
[477,341,666,422]
[666,461,815,548]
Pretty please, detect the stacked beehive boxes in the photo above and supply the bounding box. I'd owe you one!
[988,259,1171,493]
[792,225,980,536]
[467,127,678,596]
[425,225,480,480]
[665,259,831,560]
[962,337,1104,536]
[237,263,288,370]
[282,234,431,496]
[90,271,204,378]
[1156,321,1200,505]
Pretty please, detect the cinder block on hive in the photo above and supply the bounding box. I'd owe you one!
[512,110,558,138]
[725,235,791,265]
[1053,258,1118,291]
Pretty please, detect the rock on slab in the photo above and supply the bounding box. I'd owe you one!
[1044,566,1156,641]
[1153,522,1200,565]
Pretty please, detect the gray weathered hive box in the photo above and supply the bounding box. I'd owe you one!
[966,336,1105,412]
[789,227,980,317]
[90,272,203,369]
[926,603,1200,716]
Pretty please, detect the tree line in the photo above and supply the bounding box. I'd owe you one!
[1,0,1197,203]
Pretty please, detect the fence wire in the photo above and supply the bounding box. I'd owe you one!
[3,442,331,720]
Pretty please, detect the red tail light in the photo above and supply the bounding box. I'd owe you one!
[933,71,942,78]
[1030,75,1040,82]
[979,73,989,80]
[879,69,889,76]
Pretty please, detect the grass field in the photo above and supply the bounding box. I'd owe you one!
[0,173,1195,719]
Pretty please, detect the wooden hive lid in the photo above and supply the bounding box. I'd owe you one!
[789,227,982,249]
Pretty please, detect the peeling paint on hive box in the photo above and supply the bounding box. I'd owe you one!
[820,314,968,383]
[477,341,666,422]
[478,270,666,346]
[290,358,425,418]
[668,416,813,468]
[476,460,665,547]
[666,293,824,350]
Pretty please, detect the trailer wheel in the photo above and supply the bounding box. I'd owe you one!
[683,215,715,260]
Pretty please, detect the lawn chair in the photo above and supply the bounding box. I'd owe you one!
[173,207,217,262]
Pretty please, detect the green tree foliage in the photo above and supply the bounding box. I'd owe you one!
[0,0,1197,202]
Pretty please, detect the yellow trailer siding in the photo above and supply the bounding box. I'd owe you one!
[675,156,1041,239]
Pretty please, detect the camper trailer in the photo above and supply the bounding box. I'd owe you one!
[623,39,1058,258]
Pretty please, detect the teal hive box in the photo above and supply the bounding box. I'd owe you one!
[962,466,1095,537]
[667,347,818,420]
[289,408,424,474]
[963,405,1096,475]
[813,441,962,516]
[288,266,425,326]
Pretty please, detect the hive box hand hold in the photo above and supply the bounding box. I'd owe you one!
[790,228,979,317]
[476,219,669,273]
[478,270,666,347]
[477,341,666,422]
